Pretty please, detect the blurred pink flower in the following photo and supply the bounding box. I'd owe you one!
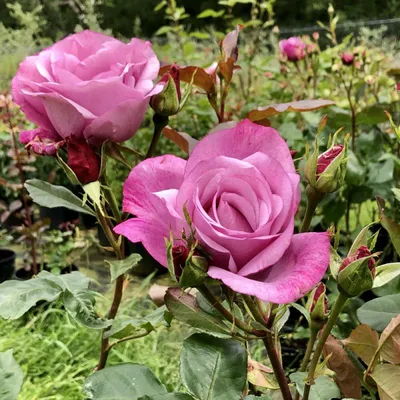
[115,119,330,303]
[341,52,354,66]
[279,37,306,62]
[13,30,161,154]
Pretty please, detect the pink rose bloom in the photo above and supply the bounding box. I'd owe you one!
[279,37,306,62]
[12,30,161,154]
[115,119,330,303]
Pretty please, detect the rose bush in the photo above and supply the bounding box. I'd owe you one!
[12,30,161,154]
[115,119,330,303]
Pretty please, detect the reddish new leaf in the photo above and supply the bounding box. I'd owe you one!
[323,335,362,399]
[162,126,198,154]
[159,65,215,94]
[248,99,335,122]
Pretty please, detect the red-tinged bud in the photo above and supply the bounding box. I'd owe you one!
[316,145,344,175]
[66,137,100,185]
[312,31,319,41]
[308,283,328,323]
[397,82,400,91]
[338,245,377,297]
[339,245,376,277]
[341,53,354,66]
[150,63,181,117]
[265,71,274,79]
[290,149,297,158]
[172,244,190,279]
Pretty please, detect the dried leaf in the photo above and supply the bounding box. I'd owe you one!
[370,364,400,400]
[323,335,362,399]
[247,359,278,389]
[376,314,400,364]
[248,99,335,122]
[342,324,379,365]
[162,126,198,154]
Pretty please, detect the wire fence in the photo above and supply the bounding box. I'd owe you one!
[279,17,400,38]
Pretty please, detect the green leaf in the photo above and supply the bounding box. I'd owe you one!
[0,350,23,400]
[165,288,231,337]
[83,364,167,399]
[243,397,272,400]
[290,302,311,325]
[37,271,90,293]
[25,179,95,216]
[197,9,225,18]
[348,222,377,255]
[180,333,247,400]
[155,26,173,36]
[368,159,394,184]
[139,394,195,400]
[104,306,172,339]
[373,263,400,288]
[83,180,102,210]
[357,294,400,331]
[370,364,400,400]
[392,188,400,203]
[62,290,111,329]
[106,253,142,282]
[0,278,62,319]
[290,372,341,400]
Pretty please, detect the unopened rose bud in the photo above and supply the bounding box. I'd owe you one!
[305,124,349,194]
[150,63,181,117]
[308,283,328,324]
[66,137,100,185]
[338,245,376,298]
[341,53,354,66]
[272,26,280,34]
[172,244,190,280]
[313,31,319,41]
[264,71,274,79]
[328,4,334,14]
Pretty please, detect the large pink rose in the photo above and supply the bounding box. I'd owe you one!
[279,37,306,62]
[12,30,161,153]
[115,119,330,303]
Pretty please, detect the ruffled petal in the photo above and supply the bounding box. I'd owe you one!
[208,232,330,303]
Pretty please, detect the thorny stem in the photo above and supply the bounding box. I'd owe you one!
[95,203,125,371]
[243,296,293,400]
[145,113,169,159]
[197,285,265,337]
[303,293,347,400]
[5,100,38,275]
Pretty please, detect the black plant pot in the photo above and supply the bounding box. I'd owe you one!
[14,263,79,280]
[40,206,79,230]
[0,249,16,283]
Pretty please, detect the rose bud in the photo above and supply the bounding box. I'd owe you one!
[307,283,328,325]
[279,37,306,62]
[305,127,349,194]
[312,31,319,41]
[66,137,101,185]
[338,245,376,298]
[172,243,190,280]
[341,53,354,66]
[150,63,181,117]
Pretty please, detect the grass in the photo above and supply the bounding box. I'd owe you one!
[0,275,188,400]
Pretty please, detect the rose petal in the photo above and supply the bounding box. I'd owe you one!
[208,232,330,303]
[186,119,295,175]
[122,155,186,218]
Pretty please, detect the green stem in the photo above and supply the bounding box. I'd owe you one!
[303,293,348,400]
[294,324,319,400]
[197,286,265,337]
[242,296,293,400]
[101,175,121,223]
[107,329,151,350]
[300,324,319,372]
[145,113,169,159]
[300,185,325,233]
